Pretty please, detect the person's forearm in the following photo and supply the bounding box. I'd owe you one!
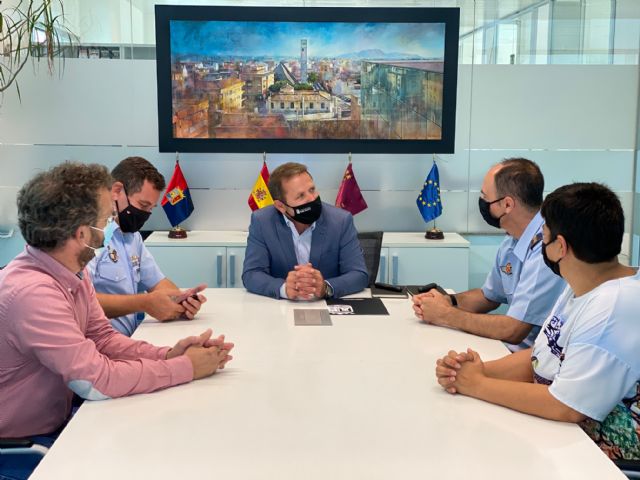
[96,292,149,318]
[151,277,178,291]
[483,349,534,382]
[468,377,585,423]
[438,309,532,344]
[454,288,500,313]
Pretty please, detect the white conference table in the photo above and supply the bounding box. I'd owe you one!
[31,289,624,479]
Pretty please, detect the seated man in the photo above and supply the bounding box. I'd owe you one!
[0,163,233,474]
[435,182,640,461]
[242,162,368,299]
[88,156,205,336]
[413,158,566,351]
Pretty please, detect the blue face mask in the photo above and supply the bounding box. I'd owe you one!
[86,217,117,256]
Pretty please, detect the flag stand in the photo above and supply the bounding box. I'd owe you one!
[165,152,192,239]
[168,225,188,239]
[425,221,444,240]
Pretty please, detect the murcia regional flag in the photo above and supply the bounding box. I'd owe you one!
[248,162,273,211]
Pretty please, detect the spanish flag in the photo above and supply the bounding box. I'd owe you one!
[248,162,273,211]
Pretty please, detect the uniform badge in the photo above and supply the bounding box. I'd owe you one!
[108,247,118,263]
[130,255,140,268]
[530,232,543,250]
[500,262,513,275]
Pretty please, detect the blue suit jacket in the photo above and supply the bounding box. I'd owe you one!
[242,203,368,299]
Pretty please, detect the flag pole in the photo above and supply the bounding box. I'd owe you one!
[425,153,444,240]
[168,151,188,239]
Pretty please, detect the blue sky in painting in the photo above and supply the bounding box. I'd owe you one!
[170,21,445,60]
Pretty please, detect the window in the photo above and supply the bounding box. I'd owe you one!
[290,102,295,108]
[310,102,314,109]
[280,102,284,109]
[271,102,274,109]
[321,102,325,109]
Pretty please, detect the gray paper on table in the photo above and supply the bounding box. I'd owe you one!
[294,309,332,326]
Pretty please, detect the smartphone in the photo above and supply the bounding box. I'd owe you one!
[174,283,207,303]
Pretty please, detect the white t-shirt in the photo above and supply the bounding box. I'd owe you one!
[531,269,640,460]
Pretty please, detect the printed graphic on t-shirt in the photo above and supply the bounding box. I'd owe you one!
[543,314,565,359]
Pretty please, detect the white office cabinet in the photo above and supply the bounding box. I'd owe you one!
[145,231,469,291]
[144,244,227,288]
[377,233,470,292]
[226,247,246,288]
[145,231,248,288]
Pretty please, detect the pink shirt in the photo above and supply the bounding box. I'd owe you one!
[0,246,193,437]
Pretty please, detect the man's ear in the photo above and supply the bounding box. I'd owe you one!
[556,234,568,257]
[74,225,88,241]
[273,199,287,214]
[111,181,124,201]
[503,195,516,213]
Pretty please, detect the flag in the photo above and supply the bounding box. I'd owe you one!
[416,162,443,223]
[248,161,273,211]
[161,160,194,227]
[335,163,368,216]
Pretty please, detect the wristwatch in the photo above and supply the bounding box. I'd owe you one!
[323,280,334,298]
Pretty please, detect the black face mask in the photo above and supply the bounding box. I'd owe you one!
[478,197,505,229]
[541,238,563,277]
[284,196,322,225]
[117,199,151,233]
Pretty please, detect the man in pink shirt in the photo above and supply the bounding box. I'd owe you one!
[0,163,233,476]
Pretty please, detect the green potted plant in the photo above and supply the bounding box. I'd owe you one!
[0,0,75,98]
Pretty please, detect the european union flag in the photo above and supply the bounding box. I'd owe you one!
[416,163,443,223]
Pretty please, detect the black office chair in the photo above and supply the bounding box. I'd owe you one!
[357,231,383,287]
[615,459,640,479]
[0,438,48,478]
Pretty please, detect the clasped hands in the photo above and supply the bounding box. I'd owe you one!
[167,328,234,379]
[285,263,326,300]
[412,289,453,324]
[435,348,485,395]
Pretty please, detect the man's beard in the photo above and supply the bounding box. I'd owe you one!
[78,228,101,269]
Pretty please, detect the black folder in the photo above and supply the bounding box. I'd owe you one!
[326,297,389,315]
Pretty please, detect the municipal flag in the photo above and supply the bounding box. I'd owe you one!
[161,160,194,227]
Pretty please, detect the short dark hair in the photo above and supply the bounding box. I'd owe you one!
[541,182,623,263]
[17,162,113,251]
[268,162,311,202]
[494,158,544,210]
[111,156,165,194]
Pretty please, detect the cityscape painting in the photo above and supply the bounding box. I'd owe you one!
[155,6,460,153]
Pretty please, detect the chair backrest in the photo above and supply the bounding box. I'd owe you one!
[357,231,383,287]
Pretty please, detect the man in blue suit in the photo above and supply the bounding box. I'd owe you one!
[242,162,368,300]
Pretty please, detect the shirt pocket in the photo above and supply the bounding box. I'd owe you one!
[95,262,129,284]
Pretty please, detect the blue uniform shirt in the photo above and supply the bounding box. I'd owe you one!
[87,226,165,336]
[481,212,567,351]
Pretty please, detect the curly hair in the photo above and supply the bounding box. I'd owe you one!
[17,162,113,251]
